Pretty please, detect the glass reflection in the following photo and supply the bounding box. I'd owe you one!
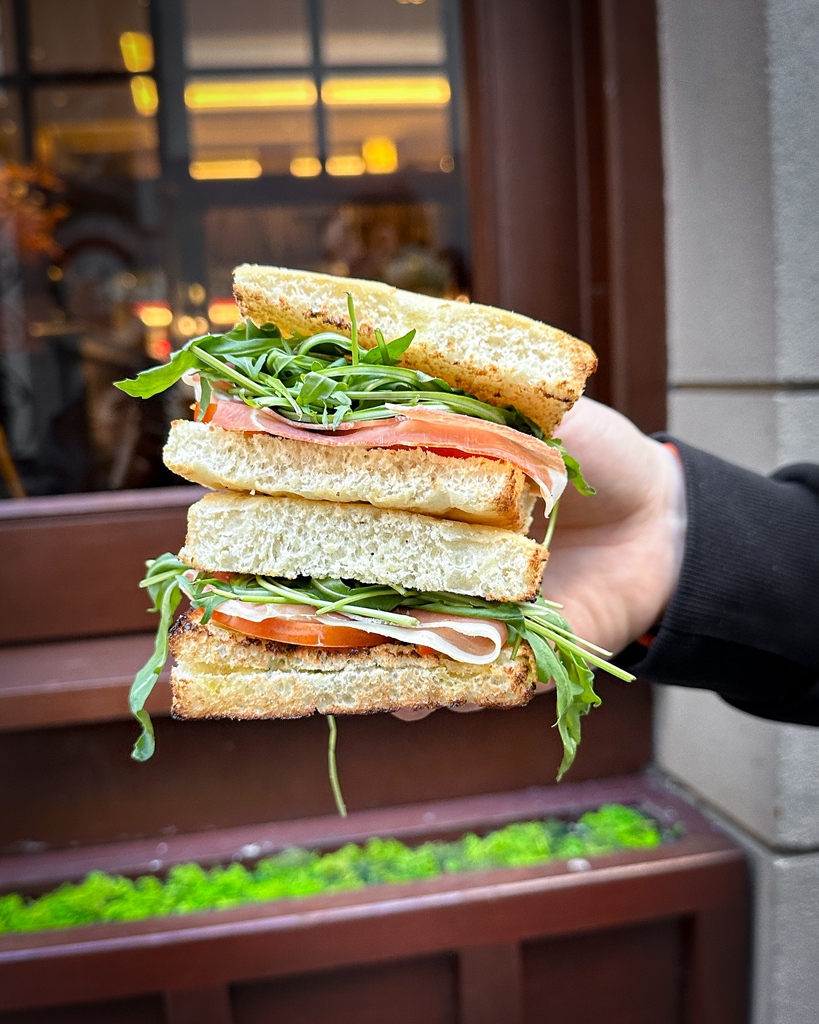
[28,0,150,74]
[184,0,311,69]
[321,0,445,65]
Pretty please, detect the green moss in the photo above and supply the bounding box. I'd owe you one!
[0,804,674,936]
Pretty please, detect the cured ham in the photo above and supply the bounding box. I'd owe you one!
[204,395,568,504]
[211,598,508,665]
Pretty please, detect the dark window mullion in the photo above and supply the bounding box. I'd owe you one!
[22,70,135,86]
[11,0,32,160]
[305,0,327,166]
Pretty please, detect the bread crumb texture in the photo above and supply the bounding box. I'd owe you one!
[170,610,536,718]
[233,264,597,436]
[179,491,547,602]
[164,420,536,531]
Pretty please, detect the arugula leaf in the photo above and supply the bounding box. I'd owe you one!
[115,348,199,398]
[128,553,187,760]
[546,436,595,496]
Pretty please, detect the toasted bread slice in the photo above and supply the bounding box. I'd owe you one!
[170,609,537,718]
[164,419,538,532]
[233,264,597,436]
[179,492,547,602]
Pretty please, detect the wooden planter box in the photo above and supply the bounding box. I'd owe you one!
[0,776,747,1024]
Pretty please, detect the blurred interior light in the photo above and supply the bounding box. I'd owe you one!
[130,75,158,117]
[176,315,199,337]
[146,336,171,361]
[439,154,455,172]
[362,136,398,174]
[322,76,450,107]
[189,158,262,179]
[120,31,154,73]
[134,301,172,328]
[185,79,317,111]
[290,155,322,177]
[326,154,366,176]
[208,298,240,325]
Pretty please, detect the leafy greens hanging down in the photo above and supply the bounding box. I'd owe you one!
[113,300,593,493]
[130,555,634,781]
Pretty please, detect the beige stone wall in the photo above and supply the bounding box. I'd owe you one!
[656,1,819,1020]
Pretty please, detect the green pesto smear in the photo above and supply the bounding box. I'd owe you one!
[0,805,677,936]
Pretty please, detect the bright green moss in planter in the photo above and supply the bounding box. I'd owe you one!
[0,804,671,935]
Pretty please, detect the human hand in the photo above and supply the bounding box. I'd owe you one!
[536,397,686,657]
[393,398,686,722]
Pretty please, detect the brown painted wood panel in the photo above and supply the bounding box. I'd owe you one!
[232,955,457,1024]
[1,681,652,853]
[463,0,581,333]
[0,634,170,731]
[0,487,202,644]
[522,919,681,1023]
[0,996,165,1024]
[164,987,232,1024]
[459,943,522,1024]
[599,0,667,433]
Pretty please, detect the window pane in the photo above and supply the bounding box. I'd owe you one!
[324,74,452,174]
[0,0,17,75]
[203,201,467,300]
[321,0,445,66]
[29,0,151,74]
[0,86,22,161]
[34,83,159,180]
[186,76,317,177]
[184,0,311,69]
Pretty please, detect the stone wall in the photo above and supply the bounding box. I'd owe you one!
[656,1,819,1021]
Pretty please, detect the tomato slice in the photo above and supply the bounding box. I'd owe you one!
[193,401,217,423]
[211,610,385,648]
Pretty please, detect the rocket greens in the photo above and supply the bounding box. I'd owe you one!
[113,300,593,495]
[130,555,634,791]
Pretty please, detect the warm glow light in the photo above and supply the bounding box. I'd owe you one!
[208,298,240,325]
[134,302,173,328]
[120,31,154,73]
[362,136,398,174]
[146,336,171,361]
[189,158,262,179]
[185,79,317,111]
[290,155,322,177]
[326,154,366,176]
[177,315,199,337]
[130,75,158,117]
[322,76,450,107]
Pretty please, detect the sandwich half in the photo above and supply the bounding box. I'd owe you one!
[117,266,595,531]
[170,608,538,720]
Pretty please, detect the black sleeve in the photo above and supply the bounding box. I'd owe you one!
[618,439,819,725]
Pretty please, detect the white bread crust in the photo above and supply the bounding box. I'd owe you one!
[164,419,536,531]
[233,264,597,435]
[170,610,537,718]
[179,491,547,602]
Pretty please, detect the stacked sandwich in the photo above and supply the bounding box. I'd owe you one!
[119,266,631,800]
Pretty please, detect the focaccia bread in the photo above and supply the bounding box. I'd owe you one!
[233,263,597,435]
[178,491,548,603]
